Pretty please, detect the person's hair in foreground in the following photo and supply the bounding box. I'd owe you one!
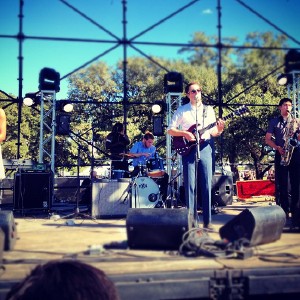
[6,259,119,300]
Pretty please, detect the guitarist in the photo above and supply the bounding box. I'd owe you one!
[167,82,225,229]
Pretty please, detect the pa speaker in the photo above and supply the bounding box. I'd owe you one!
[212,175,233,206]
[0,211,17,251]
[163,72,183,93]
[13,171,53,210]
[126,208,192,250]
[219,205,286,246]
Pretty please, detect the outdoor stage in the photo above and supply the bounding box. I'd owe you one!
[1,198,300,300]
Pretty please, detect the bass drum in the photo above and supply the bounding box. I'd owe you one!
[131,177,160,208]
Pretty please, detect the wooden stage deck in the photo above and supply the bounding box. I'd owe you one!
[1,200,300,299]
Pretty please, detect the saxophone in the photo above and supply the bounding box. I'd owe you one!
[280,112,298,166]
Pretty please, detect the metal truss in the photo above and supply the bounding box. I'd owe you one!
[287,71,300,118]
[166,93,183,188]
[39,90,57,173]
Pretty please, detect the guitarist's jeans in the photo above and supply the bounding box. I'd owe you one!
[182,140,213,226]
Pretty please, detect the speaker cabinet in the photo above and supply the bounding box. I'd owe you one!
[126,208,192,250]
[212,175,233,206]
[219,205,286,246]
[92,180,131,218]
[0,211,17,251]
[13,171,53,210]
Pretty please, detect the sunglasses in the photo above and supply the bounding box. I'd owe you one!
[189,89,201,94]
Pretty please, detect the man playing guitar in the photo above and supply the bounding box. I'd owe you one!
[167,82,225,229]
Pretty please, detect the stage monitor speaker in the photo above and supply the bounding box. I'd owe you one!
[126,208,192,250]
[0,211,17,251]
[13,171,53,210]
[219,205,286,246]
[212,175,233,206]
[92,180,130,218]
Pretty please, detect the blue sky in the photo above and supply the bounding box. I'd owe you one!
[1,0,299,99]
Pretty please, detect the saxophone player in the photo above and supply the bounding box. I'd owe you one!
[265,98,300,228]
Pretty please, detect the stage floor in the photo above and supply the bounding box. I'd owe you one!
[1,200,300,299]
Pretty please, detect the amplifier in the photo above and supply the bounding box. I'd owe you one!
[13,171,53,210]
[92,180,131,218]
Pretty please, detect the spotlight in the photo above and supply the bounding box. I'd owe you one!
[58,100,74,113]
[277,73,293,86]
[23,92,40,107]
[151,100,166,114]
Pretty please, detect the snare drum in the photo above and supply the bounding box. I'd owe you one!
[146,157,165,178]
[131,177,160,208]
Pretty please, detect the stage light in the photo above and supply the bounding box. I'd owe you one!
[23,92,40,107]
[277,73,293,86]
[58,100,74,113]
[151,100,166,114]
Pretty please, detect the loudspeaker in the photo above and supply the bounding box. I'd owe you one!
[92,180,131,218]
[219,205,286,246]
[13,171,53,210]
[126,208,192,250]
[212,175,233,206]
[0,211,17,251]
[163,72,183,93]
[153,115,164,136]
[56,114,70,135]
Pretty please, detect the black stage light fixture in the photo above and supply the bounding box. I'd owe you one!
[39,68,60,92]
[58,100,74,113]
[277,73,293,86]
[164,72,183,93]
[23,92,41,107]
[151,100,166,114]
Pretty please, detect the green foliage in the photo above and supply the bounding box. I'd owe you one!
[1,31,290,178]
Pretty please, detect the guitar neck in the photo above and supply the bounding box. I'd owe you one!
[199,112,234,135]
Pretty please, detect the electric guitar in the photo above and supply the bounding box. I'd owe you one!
[173,106,249,156]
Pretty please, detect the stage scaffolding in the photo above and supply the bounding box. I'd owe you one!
[288,71,300,118]
[166,92,183,188]
[39,90,57,173]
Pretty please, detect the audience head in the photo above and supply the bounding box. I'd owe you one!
[6,259,119,300]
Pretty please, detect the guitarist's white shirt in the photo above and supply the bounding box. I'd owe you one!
[167,102,217,140]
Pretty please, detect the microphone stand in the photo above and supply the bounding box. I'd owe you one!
[193,96,201,227]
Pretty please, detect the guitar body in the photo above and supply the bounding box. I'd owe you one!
[172,106,249,156]
[173,125,199,156]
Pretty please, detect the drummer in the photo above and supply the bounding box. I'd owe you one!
[105,122,131,177]
[128,131,156,176]
[128,131,169,205]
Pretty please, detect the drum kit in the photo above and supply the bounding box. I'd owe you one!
[110,153,166,209]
